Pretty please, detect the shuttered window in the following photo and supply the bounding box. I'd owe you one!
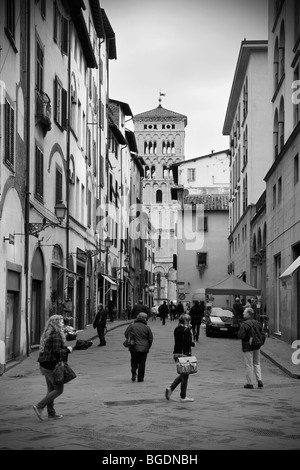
[100,154,104,187]
[55,167,63,204]
[36,40,44,92]
[35,145,44,200]
[53,2,68,55]
[54,76,67,130]
[6,0,15,38]
[4,100,14,170]
[87,189,92,228]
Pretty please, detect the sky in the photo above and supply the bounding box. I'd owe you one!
[100,0,268,160]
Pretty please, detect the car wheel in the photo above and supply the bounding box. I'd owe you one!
[206,330,211,337]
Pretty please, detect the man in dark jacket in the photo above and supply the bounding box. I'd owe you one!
[233,297,244,325]
[176,301,184,316]
[132,300,150,319]
[93,304,107,346]
[158,301,169,325]
[237,307,264,389]
[189,300,204,341]
[124,312,153,382]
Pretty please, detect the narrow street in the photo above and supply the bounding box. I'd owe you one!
[1,318,300,452]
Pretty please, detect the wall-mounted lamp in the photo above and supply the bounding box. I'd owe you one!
[28,201,67,237]
[86,236,113,258]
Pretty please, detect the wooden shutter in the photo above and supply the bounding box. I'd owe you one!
[5,100,14,169]
[61,88,67,129]
[56,168,63,203]
[35,146,44,199]
[62,16,68,55]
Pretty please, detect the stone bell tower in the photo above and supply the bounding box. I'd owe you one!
[133,95,188,303]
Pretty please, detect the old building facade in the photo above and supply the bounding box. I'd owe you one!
[172,151,230,309]
[265,0,300,343]
[0,0,144,373]
[223,39,271,313]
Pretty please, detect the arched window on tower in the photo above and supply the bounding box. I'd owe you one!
[156,189,162,203]
[151,165,156,178]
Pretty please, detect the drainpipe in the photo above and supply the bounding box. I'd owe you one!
[24,0,31,357]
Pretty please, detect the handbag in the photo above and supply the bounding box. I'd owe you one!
[53,352,77,385]
[175,327,197,375]
[123,331,135,348]
[176,355,198,375]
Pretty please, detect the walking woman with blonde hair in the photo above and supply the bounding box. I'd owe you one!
[33,314,73,421]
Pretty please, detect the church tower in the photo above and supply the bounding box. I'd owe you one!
[133,96,187,304]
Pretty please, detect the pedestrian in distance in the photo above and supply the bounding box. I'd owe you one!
[151,304,158,320]
[107,299,116,322]
[176,301,184,316]
[93,303,108,346]
[165,314,196,402]
[233,296,244,325]
[189,300,204,341]
[33,314,73,421]
[124,312,153,382]
[169,301,177,321]
[237,307,264,389]
[126,302,132,320]
[158,301,169,325]
[132,299,150,319]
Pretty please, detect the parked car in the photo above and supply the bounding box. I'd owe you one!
[205,307,239,338]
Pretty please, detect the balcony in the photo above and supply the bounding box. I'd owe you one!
[35,89,52,135]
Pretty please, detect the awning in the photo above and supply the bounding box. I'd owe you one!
[100,273,117,285]
[280,256,300,279]
[51,264,79,278]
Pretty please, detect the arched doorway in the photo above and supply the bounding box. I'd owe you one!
[31,248,45,345]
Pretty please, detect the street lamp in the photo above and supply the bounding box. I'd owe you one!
[54,200,67,223]
[28,201,67,237]
[86,236,113,258]
[104,236,113,250]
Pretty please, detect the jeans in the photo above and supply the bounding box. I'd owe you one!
[37,366,64,416]
[192,322,201,340]
[170,357,189,399]
[130,351,148,381]
[243,349,262,385]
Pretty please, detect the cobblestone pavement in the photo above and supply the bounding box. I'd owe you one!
[1,319,300,452]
